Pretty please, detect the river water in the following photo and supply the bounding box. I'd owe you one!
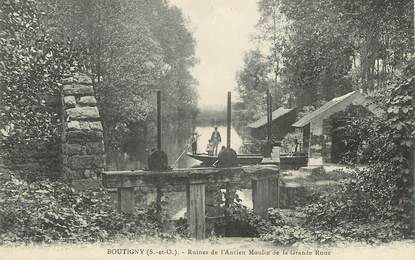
[117,124,252,219]
[168,125,252,219]
[175,125,243,168]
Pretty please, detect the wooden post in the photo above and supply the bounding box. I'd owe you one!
[156,186,163,223]
[267,89,271,142]
[157,90,161,151]
[270,176,279,209]
[186,183,206,239]
[227,91,231,148]
[251,176,279,218]
[224,182,232,236]
[117,187,135,214]
[269,92,273,140]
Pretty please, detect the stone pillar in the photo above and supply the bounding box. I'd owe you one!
[302,124,310,155]
[322,119,332,163]
[309,121,324,166]
[61,73,105,190]
[252,176,279,218]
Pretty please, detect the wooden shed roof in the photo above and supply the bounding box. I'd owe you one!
[247,107,297,129]
[292,91,383,128]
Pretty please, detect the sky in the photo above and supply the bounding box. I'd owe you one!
[169,0,260,109]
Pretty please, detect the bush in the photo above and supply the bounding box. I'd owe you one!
[299,67,415,243]
[0,0,87,180]
[0,174,164,244]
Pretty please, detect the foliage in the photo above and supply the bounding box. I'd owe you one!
[254,76,414,244]
[235,0,413,242]
[229,66,414,244]
[302,68,415,242]
[0,0,83,148]
[208,185,257,237]
[252,207,408,246]
[237,0,413,111]
[39,0,199,167]
[0,174,175,244]
[196,108,227,127]
[280,132,301,154]
[233,51,270,131]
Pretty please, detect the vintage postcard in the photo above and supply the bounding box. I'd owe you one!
[0,0,414,259]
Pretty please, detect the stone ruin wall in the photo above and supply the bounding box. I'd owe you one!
[61,73,105,189]
[2,86,61,180]
[2,73,105,189]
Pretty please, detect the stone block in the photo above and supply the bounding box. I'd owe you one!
[79,121,90,131]
[63,167,84,179]
[64,96,76,108]
[66,130,103,143]
[89,122,103,131]
[67,120,81,131]
[62,76,74,84]
[86,142,105,154]
[71,178,101,191]
[68,155,104,169]
[73,73,93,85]
[63,84,94,96]
[40,93,60,106]
[66,143,84,155]
[78,96,97,106]
[83,169,97,178]
[93,168,103,177]
[66,107,99,120]
[79,121,103,131]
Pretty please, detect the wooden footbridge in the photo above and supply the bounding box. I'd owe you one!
[102,164,279,239]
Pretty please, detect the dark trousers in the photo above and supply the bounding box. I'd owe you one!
[192,142,197,154]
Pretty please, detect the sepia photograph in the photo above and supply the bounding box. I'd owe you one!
[0,0,414,259]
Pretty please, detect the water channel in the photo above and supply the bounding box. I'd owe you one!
[166,125,253,220]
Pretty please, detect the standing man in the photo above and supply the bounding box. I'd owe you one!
[294,138,299,153]
[210,126,222,155]
[190,132,199,154]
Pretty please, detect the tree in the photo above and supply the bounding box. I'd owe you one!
[38,0,198,168]
[236,50,273,125]
[0,0,84,178]
[239,0,413,110]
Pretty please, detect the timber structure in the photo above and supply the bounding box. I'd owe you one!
[102,164,279,239]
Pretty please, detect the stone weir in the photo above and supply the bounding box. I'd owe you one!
[102,164,280,240]
[61,74,105,189]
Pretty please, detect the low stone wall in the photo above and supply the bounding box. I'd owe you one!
[61,73,105,189]
[3,92,61,180]
[2,73,106,188]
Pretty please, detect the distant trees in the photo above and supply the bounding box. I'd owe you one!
[1,0,198,170]
[38,0,199,168]
[236,50,272,122]
[236,0,413,114]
